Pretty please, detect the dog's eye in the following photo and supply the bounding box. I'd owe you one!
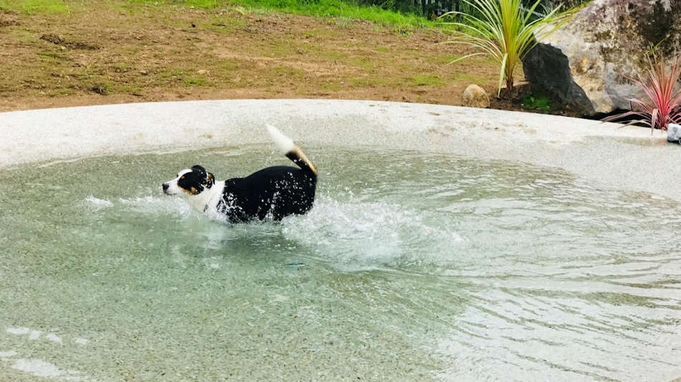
[180,176,185,180]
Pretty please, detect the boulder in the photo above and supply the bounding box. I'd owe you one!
[522,0,681,116]
[462,84,490,108]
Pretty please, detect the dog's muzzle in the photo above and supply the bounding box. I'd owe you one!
[162,182,170,194]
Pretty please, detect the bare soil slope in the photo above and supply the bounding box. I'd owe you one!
[0,2,511,112]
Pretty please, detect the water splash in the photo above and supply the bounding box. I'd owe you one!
[282,197,465,271]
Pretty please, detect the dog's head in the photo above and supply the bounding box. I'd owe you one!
[162,165,215,196]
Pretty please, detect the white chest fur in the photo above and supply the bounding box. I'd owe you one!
[185,180,225,215]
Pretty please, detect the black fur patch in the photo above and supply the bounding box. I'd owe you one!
[178,165,215,195]
[217,165,316,223]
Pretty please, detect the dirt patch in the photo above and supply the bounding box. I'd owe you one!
[0,9,19,27]
[0,1,541,114]
[39,33,99,50]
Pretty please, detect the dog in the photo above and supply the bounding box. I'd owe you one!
[162,125,317,223]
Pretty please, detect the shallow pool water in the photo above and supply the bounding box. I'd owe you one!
[0,146,680,381]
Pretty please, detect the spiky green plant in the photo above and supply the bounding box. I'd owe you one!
[444,0,567,95]
[603,56,681,132]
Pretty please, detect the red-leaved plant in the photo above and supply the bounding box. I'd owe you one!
[604,56,681,132]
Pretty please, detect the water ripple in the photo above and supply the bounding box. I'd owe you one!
[316,150,681,381]
[1,148,679,381]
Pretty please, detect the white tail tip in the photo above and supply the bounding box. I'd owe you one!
[266,124,295,154]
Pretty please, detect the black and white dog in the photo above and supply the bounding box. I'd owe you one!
[162,125,317,223]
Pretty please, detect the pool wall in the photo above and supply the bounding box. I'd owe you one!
[1,99,677,200]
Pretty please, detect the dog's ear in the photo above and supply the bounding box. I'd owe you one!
[191,165,206,173]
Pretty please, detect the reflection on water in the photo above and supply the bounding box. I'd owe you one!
[0,147,679,381]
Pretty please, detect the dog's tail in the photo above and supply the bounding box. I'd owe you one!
[266,124,317,177]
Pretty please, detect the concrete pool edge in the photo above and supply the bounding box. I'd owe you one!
[1,99,678,201]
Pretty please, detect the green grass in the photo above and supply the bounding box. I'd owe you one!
[345,56,377,71]
[120,86,144,96]
[125,0,222,8]
[425,54,460,65]
[112,63,135,73]
[11,30,37,43]
[311,49,347,62]
[321,83,341,91]
[2,0,433,30]
[452,72,487,83]
[37,52,66,63]
[216,60,241,74]
[53,88,76,96]
[151,68,212,87]
[125,0,431,29]
[411,74,446,86]
[0,0,70,14]
[184,76,210,86]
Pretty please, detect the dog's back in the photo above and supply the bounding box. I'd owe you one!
[219,165,316,222]
[217,125,317,222]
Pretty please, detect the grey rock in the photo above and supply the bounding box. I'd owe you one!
[522,0,681,116]
[667,123,681,143]
[523,42,594,115]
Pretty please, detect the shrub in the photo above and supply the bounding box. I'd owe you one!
[603,56,681,132]
[521,93,551,113]
[443,0,567,95]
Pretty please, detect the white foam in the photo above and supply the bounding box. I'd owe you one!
[282,198,464,270]
[0,350,17,358]
[86,194,191,217]
[6,327,41,340]
[6,327,30,336]
[84,195,114,209]
[10,358,77,379]
[118,195,193,216]
[45,333,63,344]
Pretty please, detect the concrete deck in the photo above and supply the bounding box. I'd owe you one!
[1,99,677,201]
